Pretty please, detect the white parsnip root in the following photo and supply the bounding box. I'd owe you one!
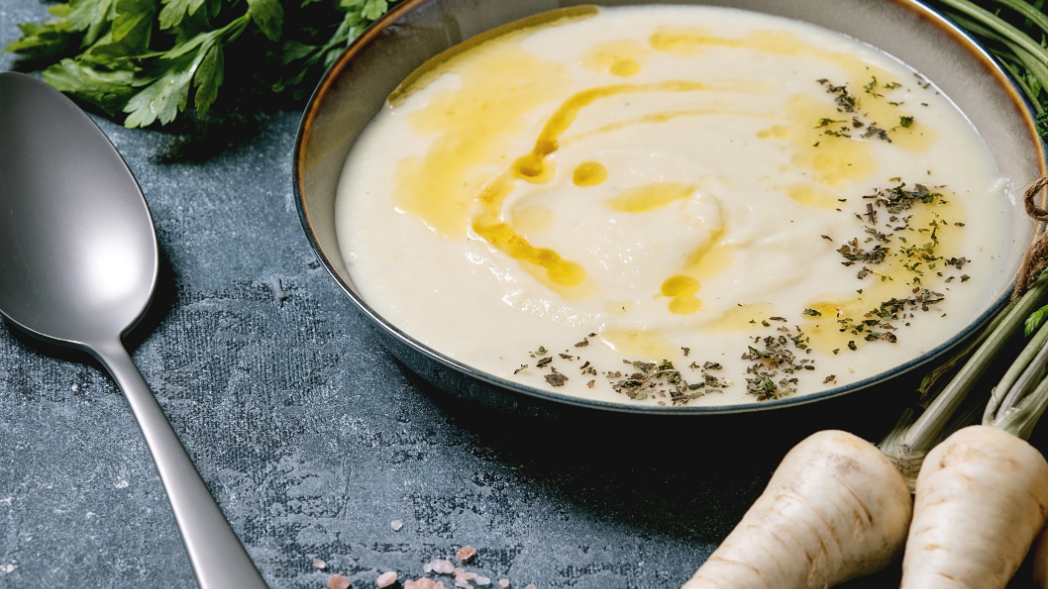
[681,430,912,589]
[901,425,1048,589]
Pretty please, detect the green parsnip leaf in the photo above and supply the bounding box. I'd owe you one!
[1026,303,1048,336]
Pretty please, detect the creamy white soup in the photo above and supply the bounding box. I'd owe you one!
[336,5,1010,407]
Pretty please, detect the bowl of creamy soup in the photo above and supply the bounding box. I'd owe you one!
[295,0,1045,413]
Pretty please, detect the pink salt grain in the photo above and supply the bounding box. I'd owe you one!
[429,559,455,575]
[525,585,537,589]
[376,571,398,588]
[406,578,436,589]
[327,573,351,589]
[498,580,510,588]
[391,520,404,531]
[455,546,477,563]
[314,558,328,570]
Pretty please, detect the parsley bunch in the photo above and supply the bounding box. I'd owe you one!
[5,0,397,127]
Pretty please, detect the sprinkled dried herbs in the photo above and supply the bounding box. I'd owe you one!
[818,79,858,113]
[862,125,891,142]
[837,239,890,266]
[741,334,811,401]
[545,372,568,387]
[536,356,552,368]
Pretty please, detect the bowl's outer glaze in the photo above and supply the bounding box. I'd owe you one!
[295,0,1045,414]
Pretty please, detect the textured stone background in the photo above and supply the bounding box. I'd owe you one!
[0,1,1043,588]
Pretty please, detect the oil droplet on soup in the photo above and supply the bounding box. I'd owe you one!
[573,161,607,186]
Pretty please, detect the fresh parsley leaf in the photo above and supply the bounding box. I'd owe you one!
[246,0,284,42]
[11,0,400,128]
[158,0,208,30]
[6,12,79,64]
[67,0,118,46]
[193,42,224,116]
[43,58,141,115]
[82,0,156,64]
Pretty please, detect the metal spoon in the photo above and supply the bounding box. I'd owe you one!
[0,72,269,589]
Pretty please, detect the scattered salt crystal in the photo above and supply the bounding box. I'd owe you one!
[328,573,351,589]
[461,572,478,581]
[455,546,477,563]
[431,559,455,575]
[475,576,491,586]
[377,571,398,588]
[391,519,404,531]
[454,579,471,589]
[313,558,328,570]
[525,585,537,589]
[434,582,446,589]
[498,580,510,588]
[410,578,436,589]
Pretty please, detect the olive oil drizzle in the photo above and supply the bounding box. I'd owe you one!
[472,80,728,291]
[392,14,947,343]
[510,80,715,183]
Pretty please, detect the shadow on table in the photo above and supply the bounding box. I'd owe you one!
[400,364,908,584]
[399,349,1047,589]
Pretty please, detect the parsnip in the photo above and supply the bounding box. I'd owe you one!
[901,425,1048,589]
[682,430,912,589]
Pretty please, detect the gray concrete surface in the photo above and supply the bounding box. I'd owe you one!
[0,1,1029,588]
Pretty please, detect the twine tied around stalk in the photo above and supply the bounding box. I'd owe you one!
[1013,176,1048,298]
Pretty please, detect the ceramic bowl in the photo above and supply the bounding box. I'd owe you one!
[294,0,1044,414]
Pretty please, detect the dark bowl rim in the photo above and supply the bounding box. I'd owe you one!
[294,0,1046,415]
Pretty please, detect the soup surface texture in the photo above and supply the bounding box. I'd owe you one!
[336,5,1010,407]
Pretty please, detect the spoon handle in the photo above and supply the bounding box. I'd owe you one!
[91,339,270,589]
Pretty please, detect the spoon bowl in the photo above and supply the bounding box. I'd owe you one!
[0,72,269,589]
[0,72,156,346]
